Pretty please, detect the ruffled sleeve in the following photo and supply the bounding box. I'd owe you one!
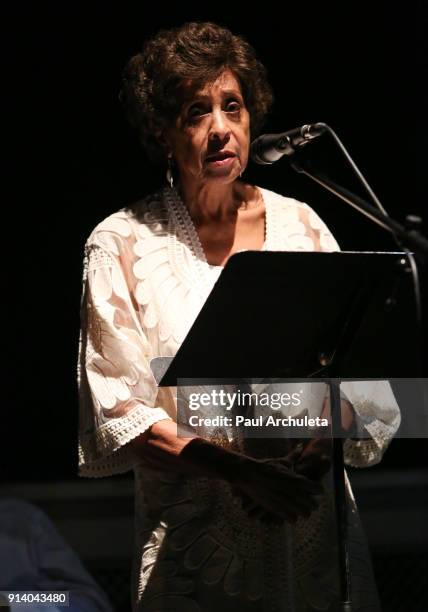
[341,381,401,467]
[77,217,173,478]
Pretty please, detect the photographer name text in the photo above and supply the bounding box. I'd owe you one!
[187,415,329,428]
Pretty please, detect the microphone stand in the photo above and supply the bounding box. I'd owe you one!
[292,144,427,365]
[290,154,428,259]
[286,125,427,611]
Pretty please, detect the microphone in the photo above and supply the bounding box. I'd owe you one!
[251,123,327,165]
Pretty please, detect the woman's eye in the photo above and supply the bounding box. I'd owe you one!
[226,100,241,112]
[188,106,205,119]
[186,100,241,122]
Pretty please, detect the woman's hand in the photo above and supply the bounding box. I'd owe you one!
[179,437,323,523]
[130,427,325,525]
[233,455,323,524]
[287,436,332,481]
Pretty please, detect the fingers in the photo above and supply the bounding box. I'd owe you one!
[237,477,321,521]
[276,484,322,515]
[239,495,298,524]
[233,457,326,524]
[239,494,309,525]
[231,438,332,524]
[254,461,324,509]
[283,440,305,465]
[267,462,324,495]
[295,456,331,480]
[293,438,332,480]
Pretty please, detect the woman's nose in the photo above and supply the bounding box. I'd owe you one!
[208,109,231,144]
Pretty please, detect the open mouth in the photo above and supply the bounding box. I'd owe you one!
[205,151,236,163]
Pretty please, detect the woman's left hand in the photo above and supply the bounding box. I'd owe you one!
[289,437,332,481]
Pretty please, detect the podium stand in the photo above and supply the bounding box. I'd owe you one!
[156,250,410,610]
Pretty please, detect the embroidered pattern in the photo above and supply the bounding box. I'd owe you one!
[77,187,400,610]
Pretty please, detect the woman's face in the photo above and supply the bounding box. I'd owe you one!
[164,69,251,188]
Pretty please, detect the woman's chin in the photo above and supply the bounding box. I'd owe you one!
[203,165,240,183]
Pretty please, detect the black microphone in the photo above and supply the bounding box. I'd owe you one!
[251,123,327,165]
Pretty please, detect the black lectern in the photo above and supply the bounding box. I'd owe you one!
[156,250,409,611]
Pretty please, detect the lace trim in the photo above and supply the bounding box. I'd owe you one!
[79,404,172,477]
[84,243,115,272]
[79,446,136,478]
[259,188,281,250]
[262,188,273,250]
[166,186,274,293]
[344,413,400,467]
[165,187,214,295]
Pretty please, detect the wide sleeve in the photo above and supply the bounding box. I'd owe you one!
[341,381,401,467]
[77,227,173,478]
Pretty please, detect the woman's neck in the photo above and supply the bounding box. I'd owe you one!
[178,179,254,226]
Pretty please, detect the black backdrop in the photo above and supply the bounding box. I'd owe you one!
[3,2,427,480]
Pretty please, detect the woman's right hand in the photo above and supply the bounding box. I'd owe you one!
[234,456,323,524]
[131,430,323,524]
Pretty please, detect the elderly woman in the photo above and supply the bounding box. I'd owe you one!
[78,22,400,612]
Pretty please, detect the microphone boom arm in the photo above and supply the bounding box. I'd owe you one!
[289,124,428,258]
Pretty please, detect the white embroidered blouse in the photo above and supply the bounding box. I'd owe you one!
[78,185,400,611]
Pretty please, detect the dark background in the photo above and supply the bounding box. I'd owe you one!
[3,1,428,480]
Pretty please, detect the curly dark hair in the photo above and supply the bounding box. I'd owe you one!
[120,21,274,163]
